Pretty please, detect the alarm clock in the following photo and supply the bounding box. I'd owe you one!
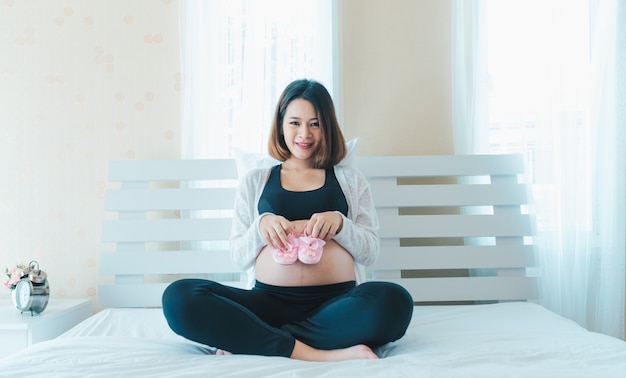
[14,261,50,315]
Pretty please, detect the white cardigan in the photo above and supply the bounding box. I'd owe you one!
[229,165,380,289]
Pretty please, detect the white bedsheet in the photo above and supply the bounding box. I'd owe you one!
[1,302,625,378]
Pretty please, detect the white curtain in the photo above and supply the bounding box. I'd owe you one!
[179,0,335,159]
[178,1,335,274]
[453,0,626,338]
[451,0,488,155]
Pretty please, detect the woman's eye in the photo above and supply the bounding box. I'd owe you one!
[289,121,300,126]
[310,122,320,128]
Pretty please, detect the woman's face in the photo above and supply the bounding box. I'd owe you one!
[282,98,322,164]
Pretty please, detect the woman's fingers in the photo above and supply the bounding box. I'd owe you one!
[262,213,343,246]
[305,212,342,241]
[261,215,294,249]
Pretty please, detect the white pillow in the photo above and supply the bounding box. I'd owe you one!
[338,137,360,167]
[233,138,360,178]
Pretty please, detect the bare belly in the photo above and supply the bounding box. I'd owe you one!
[255,240,356,286]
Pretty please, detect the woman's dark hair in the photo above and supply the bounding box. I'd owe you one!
[268,79,346,169]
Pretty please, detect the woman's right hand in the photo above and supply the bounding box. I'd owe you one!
[259,214,296,251]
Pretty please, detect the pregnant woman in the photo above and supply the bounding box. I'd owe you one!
[162,79,413,362]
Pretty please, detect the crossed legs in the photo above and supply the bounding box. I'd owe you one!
[162,279,413,361]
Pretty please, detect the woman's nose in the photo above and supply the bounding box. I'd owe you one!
[298,125,312,137]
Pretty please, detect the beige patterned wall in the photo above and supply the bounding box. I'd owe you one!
[0,0,181,303]
[0,0,454,308]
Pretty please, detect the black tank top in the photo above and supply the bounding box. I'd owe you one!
[258,165,349,221]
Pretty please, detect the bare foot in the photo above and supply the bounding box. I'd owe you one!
[291,341,378,362]
[216,349,232,355]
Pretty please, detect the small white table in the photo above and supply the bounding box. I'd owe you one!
[0,297,93,356]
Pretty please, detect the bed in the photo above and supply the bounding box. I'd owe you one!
[1,154,625,377]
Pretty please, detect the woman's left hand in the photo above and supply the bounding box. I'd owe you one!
[303,211,343,242]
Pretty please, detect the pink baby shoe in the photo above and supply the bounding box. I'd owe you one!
[297,235,326,264]
[271,233,299,265]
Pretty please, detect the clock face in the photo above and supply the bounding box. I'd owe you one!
[15,279,32,311]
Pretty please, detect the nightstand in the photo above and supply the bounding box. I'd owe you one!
[0,297,93,356]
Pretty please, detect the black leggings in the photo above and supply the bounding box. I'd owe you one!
[162,279,414,357]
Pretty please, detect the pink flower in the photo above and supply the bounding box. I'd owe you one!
[4,264,27,291]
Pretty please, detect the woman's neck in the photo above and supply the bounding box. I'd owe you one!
[282,158,315,172]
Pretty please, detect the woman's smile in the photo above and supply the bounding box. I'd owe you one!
[282,98,322,164]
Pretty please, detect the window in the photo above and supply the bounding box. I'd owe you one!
[485,0,592,230]
[180,0,336,158]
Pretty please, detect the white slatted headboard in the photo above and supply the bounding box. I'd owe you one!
[99,154,537,308]
[355,155,537,303]
[100,159,241,307]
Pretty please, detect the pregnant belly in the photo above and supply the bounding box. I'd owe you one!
[255,240,356,286]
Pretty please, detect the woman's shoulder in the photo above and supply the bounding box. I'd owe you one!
[334,165,366,182]
[333,165,370,195]
[241,165,275,185]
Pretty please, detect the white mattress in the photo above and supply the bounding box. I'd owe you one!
[1,302,625,377]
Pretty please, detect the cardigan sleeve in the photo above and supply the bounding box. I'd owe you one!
[333,167,380,267]
[229,169,268,271]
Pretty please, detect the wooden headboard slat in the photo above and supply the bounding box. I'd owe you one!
[100,250,238,275]
[371,245,535,270]
[102,218,232,243]
[354,154,525,177]
[378,214,533,238]
[107,159,238,181]
[370,182,529,207]
[104,188,237,211]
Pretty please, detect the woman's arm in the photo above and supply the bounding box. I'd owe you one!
[333,167,380,267]
[229,169,268,270]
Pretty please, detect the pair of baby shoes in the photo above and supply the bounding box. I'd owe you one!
[272,233,326,265]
